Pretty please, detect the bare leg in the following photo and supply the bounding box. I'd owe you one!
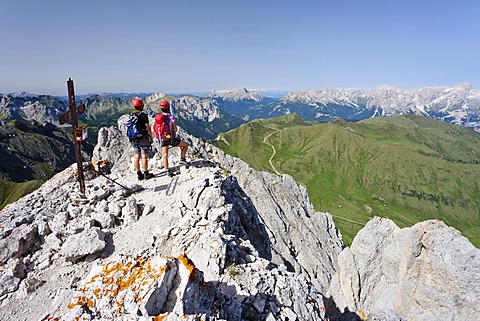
[133,153,140,171]
[162,146,169,169]
[141,152,148,171]
[178,141,188,158]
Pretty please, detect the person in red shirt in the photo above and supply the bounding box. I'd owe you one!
[155,100,189,176]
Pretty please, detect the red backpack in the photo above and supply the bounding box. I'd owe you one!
[154,113,175,142]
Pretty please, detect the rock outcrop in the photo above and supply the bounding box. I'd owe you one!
[328,217,480,321]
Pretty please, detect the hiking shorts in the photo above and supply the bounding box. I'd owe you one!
[131,136,151,156]
[161,137,181,147]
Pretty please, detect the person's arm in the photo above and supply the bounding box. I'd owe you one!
[141,113,154,141]
[146,123,154,141]
[170,115,178,132]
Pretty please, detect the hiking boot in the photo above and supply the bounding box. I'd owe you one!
[144,171,154,180]
[137,171,144,180]
[167,168,175,177]
[179,158,189,166]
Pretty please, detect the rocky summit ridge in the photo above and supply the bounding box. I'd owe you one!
[0,120,479,321]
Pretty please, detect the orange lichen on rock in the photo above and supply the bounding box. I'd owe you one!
[117,265,144,289]
[97,256,153,295]
[356,309,367,320]
[65,255,170,318]
[67,295,94,309]
[178,254,196,273]
[177,253,205,285]
[178,253,196,279]
[153,314,169,321]
[41,314,60,321]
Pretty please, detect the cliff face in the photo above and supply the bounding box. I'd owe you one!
[328,217,480,321]
[0,123,478,321]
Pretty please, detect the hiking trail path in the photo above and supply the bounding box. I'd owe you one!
[263,127,368,227]
[263,129,282,175]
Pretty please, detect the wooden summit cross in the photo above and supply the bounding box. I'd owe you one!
[58,78,87,194]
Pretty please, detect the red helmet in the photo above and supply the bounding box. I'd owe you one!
[132,98,144,108]
[159,100,170,110]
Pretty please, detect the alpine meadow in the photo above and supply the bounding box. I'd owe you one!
[214,114,480,246]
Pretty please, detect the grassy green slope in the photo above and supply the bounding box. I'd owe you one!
[215,114,312,170]
[0,175,43,211]
[214,114,480,247]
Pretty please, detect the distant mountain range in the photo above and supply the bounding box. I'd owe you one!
[2,82,479,133]
[206,83,480,132]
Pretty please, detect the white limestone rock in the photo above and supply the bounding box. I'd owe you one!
[44,233,63,252]
[60,227,106,262]
[122,196,140,223]
[0,274,20,297]
[35,218,51,237]
[44,254,228,320]
[90,210,115,229]
[48,211,69,234]
[92,126,125,166]
[0,224,39,264]
[4,258,27,279]
[328,217,480,321]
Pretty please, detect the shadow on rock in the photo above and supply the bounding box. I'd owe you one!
[323,295,362,321]
[221,176,272,262]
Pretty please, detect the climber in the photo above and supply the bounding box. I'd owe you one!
[153,100,189,176]
[129,98,154,180]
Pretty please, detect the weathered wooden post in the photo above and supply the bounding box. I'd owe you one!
[58,78,87,194]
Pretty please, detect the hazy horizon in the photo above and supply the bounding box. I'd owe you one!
[1,82,478,98]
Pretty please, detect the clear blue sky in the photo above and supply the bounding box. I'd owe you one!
[1,0,479,95]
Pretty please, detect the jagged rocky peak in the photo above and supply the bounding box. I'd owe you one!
[373,84,398,91]
[206,88,265,102]
[172,95,222,122]
[0,93,66,125]
[282,88,360,106]
[281,88,323,103]
[145,92,167,103]
[276,84,480,131]
[0,124,479,320]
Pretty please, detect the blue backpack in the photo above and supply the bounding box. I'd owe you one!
[124,113,143,142]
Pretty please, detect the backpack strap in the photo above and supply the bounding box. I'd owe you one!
[160,112,175,142]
